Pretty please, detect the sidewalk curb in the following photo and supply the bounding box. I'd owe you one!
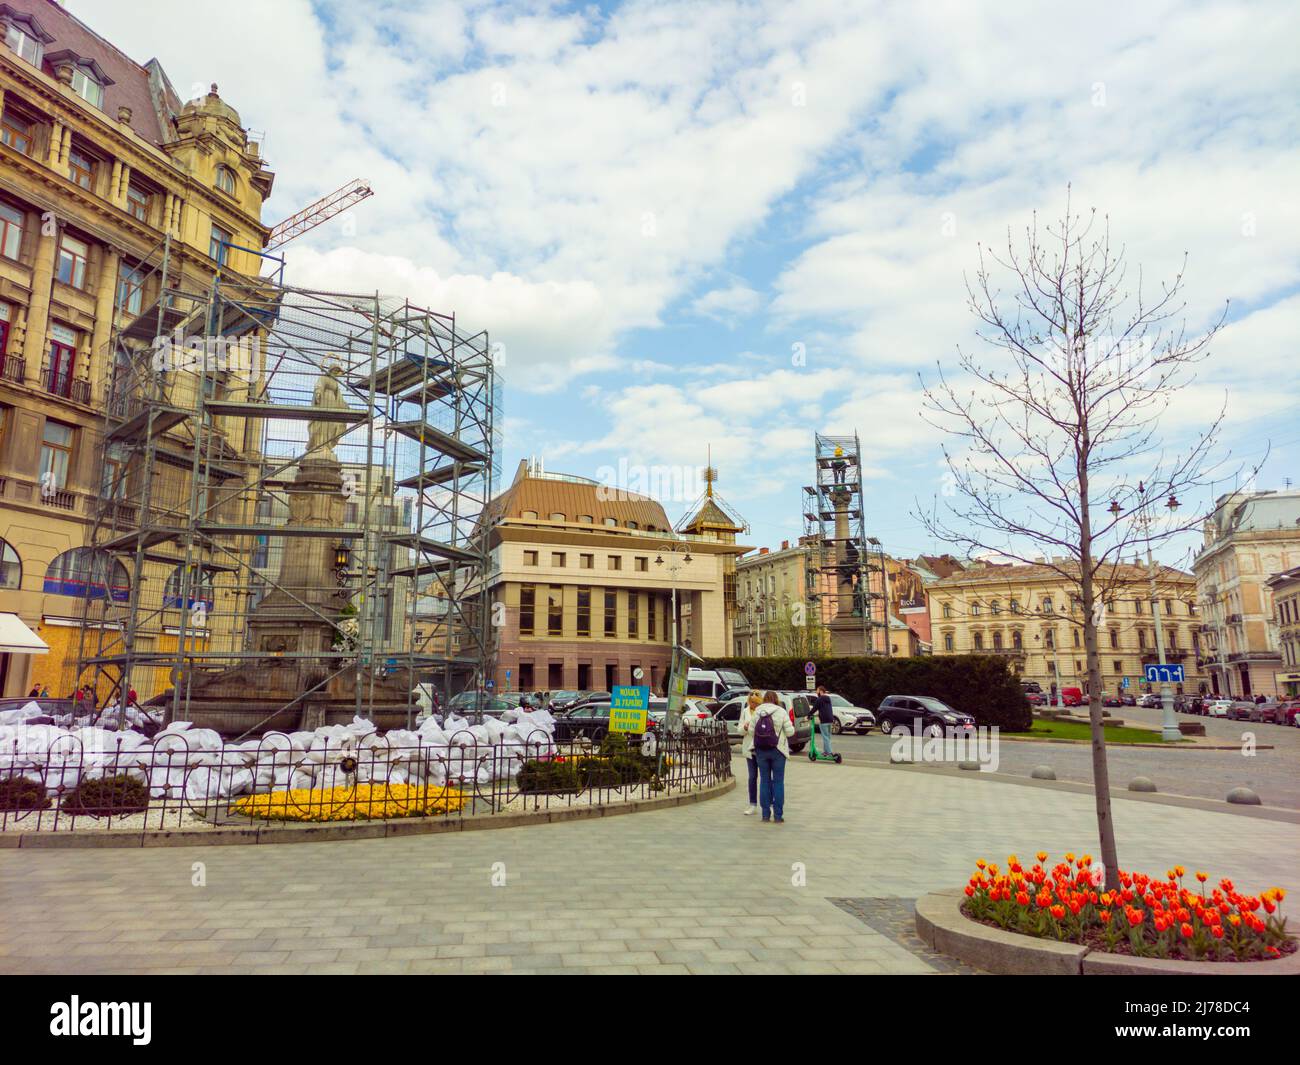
[8,777,735,849]
[914,891,1300,976]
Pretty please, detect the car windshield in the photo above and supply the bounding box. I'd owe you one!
[718,670,748,688]
[828,695,852,707]
[917,697,957,714]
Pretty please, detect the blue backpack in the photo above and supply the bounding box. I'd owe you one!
[753,710,779,750]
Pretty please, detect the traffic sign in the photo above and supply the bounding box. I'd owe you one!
[1144,664,1184,684]
[804,661,816,676]
[1120,676,1130,689]
[485,679,495,691]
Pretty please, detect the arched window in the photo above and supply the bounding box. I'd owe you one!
[603,517,617,527]
[0,538,21,589]
[970,601,981,617]
[520,510,538,520]
[578,514,594,523]
[990,599,1001,615]
[992,631,1003,650]
[43,548,129,601]
[942,602,953,619]
[943,632,954,652]
[627,521,638,529]
[1012,630,1023,650]
[973,631,984,650]
[215,166,236,195]
[548,512,565,521]
[164,564,216,610]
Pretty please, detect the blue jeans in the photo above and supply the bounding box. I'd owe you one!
[755,747,786,820]
[746,755,758,805]
[818,722,834,754]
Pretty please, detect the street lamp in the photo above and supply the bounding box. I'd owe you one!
[654,542,693,649]
[1112,486,1182,741]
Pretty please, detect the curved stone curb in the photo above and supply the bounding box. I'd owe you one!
[6,777,735,849]
[998,735,1266,751]
[915,891,1300,976]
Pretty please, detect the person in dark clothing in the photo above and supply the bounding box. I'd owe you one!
[811,686,835,755]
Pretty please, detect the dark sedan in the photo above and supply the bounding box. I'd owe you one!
[875,695,976,738]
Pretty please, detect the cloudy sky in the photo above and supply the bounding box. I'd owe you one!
[85,0,1298,563]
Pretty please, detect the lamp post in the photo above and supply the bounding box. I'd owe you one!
[1034,632,1063,707]
[1111,487,1182,741]
[654,541,693,649]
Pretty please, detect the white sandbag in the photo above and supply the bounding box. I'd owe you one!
[158,720,194,732]
[346,715,377,737]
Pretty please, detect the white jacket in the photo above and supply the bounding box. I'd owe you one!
[741,702,795,758]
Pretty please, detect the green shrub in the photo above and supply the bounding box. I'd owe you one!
[700,654,1032,731]
[60,774,150,818]
[576,758,622,788]
[0,776,51,811]
[517,760,581,794]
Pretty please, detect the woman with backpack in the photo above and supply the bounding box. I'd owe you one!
[738,690,766,816]
[748,690,795,823]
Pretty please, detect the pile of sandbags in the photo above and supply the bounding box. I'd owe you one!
[0,709,558,806]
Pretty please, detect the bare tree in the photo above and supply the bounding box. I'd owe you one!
[915,193,1251,888]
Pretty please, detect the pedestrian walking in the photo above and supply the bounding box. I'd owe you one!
[738,689,765,815]
[811,685,835,756]
[28,685,40,698]
[750,690,795,823]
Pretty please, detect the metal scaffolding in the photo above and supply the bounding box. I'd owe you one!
[801,432,886,654]
[70,235,498,730]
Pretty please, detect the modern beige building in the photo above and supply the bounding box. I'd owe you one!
[928,560,1206,695]
[1194,489,1300,698]
[0,0,274,696]
[1266,566,1300,698]
[483,460,748,695]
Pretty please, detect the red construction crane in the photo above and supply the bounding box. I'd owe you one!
[265,178,374,250]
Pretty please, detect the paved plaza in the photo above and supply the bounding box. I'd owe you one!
[1,755,1296,975]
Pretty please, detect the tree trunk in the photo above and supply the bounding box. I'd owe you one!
[1078,457,1121,890]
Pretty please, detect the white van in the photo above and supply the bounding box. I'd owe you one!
[686,667,751,702]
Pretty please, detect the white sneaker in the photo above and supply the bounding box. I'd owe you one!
[743,804,757,816]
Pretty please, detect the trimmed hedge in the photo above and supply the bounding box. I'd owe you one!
[701,655,1032,731]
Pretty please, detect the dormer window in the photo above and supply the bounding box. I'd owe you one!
[4,21,45,67]
[215,166,236,195]
[70,68,103,109]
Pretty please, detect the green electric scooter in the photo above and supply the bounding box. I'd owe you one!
[808,720,842,764]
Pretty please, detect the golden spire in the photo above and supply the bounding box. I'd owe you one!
[705,444,716,499]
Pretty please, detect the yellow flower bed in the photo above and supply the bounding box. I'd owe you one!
[233,783,468,822]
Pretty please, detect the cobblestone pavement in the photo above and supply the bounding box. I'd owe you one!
[830,898,985,974]
[2,755,1296,975]
[829,713,1300,810]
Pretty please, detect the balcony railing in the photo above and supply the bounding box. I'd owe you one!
[0,355,25,384]
[40,368,91,405]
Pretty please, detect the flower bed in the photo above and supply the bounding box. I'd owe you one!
[232,783,467,822]
[963,853,1291,962]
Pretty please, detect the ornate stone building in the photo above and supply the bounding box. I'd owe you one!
[1193,489,1300,698]
[0,0,274,696]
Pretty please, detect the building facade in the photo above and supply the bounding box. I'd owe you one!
[0,0,274,696]
[1266,566,1300,698]
[485,461,748,695]
[1194,489,1300,698]
[928,560,1207,695]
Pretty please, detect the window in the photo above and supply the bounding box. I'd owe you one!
[970,602,981,617]
[56,234,89,288]
[548,512,565,522]
[992,631,1003,650]
[1042,598,1054,614]
[1010,598,1020,614]
[40,420,74,488]
[215,166,236,195]
[942,602,953,619]
[68,148,94,190]
[117,263,145,316]
[209,223,232,265]
[164,565,215,611]
[0,111,31,155]
[70,67,103,108]
[628,593,639,636]
[1113,660,1122,674]
[1012,630,1023,650]
[126,185,150,222]
[627,521,638,530]
[4,22,44,66]
[1165,599,1174,616]
[44,548,129,601]
[1134,599,1144,614]
[648,596,656,640]
[551,551,565,568]
[1045,630,1055,649]
[523,550,538,566]
[607,555,622,571]
[577,588,591,637]
[603,517,617,527]
[943,632,954,652]
[991,600,1001,615]
[1109,628,1118,649]
[521,510,537,520]
[102,442,127,500]
[578,514,593,524]
[973,631,984,650]
[547,586,563,636]
[1138,629,1147,649]
[604,590,617,637]
[580,553,593,570]
[1073,629,1081,647]
[0,537,21,590]
[519,586,535,635]
[635,556,648,572]
[0,202,21,259]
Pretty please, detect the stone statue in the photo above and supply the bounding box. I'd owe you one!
[307,362,347,458]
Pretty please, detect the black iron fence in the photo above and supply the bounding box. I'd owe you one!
[0,723,732,834]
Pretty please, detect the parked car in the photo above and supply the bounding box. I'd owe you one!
[1021,680,1043,695]
[1102,695,1123,708]
[1224,700,1258,721]
[1246,700,1285,724]
[552,699,659,742]
[875,695,976,738]
[824,693,875,734]
[1058,687,1085,707]
[1024,691,1047,706]
[686,668,751,702]
[1278,700,1300,726]
[546,690,586,712]
[1119,693,1137,707]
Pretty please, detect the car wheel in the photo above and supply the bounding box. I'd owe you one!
[831,721,843,735]
[856,726,872,736]
[791,743,805,753]
[877,718,893,736]
[925,722,944,739]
